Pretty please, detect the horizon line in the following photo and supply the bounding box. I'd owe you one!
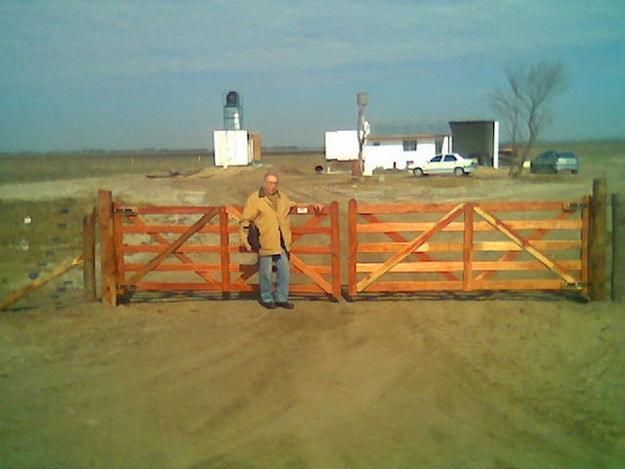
[1,136,624,156]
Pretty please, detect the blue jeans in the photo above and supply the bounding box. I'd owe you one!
[258,250,290,304]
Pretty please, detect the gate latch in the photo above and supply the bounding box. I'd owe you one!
[562,202,588,212]
[115,207,137,216]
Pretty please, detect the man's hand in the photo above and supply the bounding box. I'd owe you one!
[242,241,252,252]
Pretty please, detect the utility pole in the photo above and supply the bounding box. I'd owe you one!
[352,92,368,177]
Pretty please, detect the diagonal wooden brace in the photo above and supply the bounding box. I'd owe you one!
[475,209,574,282]
[126,215,220,286]
[473,206,577,285]
[126,209,217,286]
[290,254,333,294]
[360,213,460,282]
[357,203,466,292]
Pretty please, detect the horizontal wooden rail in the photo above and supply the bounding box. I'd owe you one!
[124,263,332,274]
[121,224,225,234]
[357,240,581,253]
[227,284,327,294]
[361,279,567,292]
[471,279,566,290]
[116,206,224,214]
[116,205,333,216]
[122,244,332,255]
[363,281,463,292]
[357,201,576,214]
[151,281,272,292]
[476,201,580,211]
[123,244,223,254]
[356,260,581,273]
[121,224,332,235]
[136,282,224,291]
[357,203,458,214]
[356,220,582,233]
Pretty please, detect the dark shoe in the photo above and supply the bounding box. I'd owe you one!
[276,301,294,309]
[259,300,277,309]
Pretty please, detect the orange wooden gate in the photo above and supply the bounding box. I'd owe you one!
[347,198,590,297]
[99,191,340,304]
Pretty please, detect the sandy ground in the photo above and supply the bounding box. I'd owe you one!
[0,153,605,206]
[1,153,625,468]
[2,293,624,468]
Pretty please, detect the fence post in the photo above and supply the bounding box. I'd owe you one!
[612,193,624,303]
[347,199,358,298]
[220,206,231,300]
[329,201,341,300]
[112,207,125,299]
[581,195,591,297]
[82,207,97,302]
[589,178,607,301]
[463,203,474,291]
[98,190,117,305]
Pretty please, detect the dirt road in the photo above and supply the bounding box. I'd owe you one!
[1,292,624,468]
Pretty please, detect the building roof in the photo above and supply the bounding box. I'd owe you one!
[368,121,452,139]
[448,119,496,124]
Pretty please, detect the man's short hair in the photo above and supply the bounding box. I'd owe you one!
[264,171,279,182]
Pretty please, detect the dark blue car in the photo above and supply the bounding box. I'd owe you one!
[530,151,579,174]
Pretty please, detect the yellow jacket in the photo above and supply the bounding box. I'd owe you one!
[240,188,296,256]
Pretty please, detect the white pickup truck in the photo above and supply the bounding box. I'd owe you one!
[408,153,478,177]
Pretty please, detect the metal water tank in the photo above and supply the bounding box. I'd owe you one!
[223,90,243,130]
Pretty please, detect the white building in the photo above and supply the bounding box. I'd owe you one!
[362,122,452,176]
[324,119,502,174]
[213,130,253,167]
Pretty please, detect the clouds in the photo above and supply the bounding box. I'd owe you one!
[0,0,623,150]
[2,0,623,81]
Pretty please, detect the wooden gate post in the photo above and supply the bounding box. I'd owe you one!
[347,199,357,298]
[219,206,231,300]
[82,207,97,301]
[112,207,126,300]
[98,190,117,305]
[612,193,625,303]
[329,201,341,300]
[463,203,474,291]
[589,178,607,301]
[581,195,591,297]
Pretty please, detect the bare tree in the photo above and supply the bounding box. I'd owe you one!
[489,62,566,176]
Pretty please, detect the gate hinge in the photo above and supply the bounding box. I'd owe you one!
[115,207,137,216]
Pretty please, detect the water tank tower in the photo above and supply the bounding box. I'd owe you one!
[223,91,243,130]
[214,90,261,167]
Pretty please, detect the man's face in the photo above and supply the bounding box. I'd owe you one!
[264,175,278,195]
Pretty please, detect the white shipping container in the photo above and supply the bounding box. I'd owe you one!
[214,130,251,167]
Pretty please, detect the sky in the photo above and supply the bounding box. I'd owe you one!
[0,0,624,152]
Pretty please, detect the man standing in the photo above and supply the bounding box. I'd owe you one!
[240,172,321,310]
